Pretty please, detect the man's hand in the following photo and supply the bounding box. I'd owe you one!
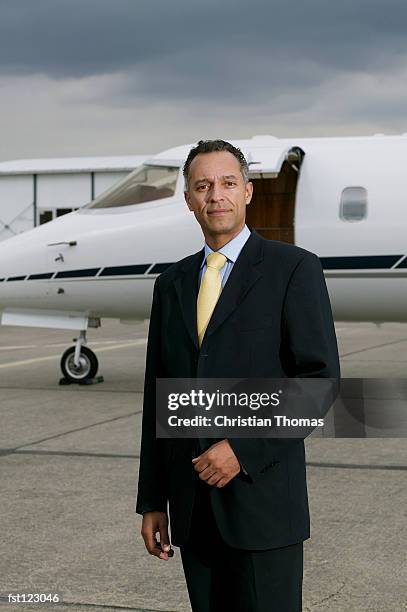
[192,439,241,488]
[141,511,173,560]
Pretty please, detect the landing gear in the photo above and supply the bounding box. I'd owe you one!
[59,330,102,384]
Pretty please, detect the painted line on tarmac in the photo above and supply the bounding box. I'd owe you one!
[9,449,139,459]
[0,339,147,369]
[46,339,147,348]
[0,385,143,393]
[61,604,176,611]
[58,605,176,612]
[0,410,141,458]
[0,344,38,350]
[340,336,407,358]
[1,448,406,471]
[307,461,407,471]
[0,339,146,351]
[0,596,173,611]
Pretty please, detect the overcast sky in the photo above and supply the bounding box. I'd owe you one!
[1,0,407,161]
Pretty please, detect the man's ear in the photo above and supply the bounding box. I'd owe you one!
[184,191,193,211]
[245,181,253,205]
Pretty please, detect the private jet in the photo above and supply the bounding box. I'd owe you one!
[1,134,406,382]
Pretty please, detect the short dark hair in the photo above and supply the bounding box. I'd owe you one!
[183,139,249,189]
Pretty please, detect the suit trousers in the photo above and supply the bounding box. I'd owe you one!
[179,474,303,612]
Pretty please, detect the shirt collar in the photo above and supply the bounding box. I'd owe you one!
[200,224,251,269]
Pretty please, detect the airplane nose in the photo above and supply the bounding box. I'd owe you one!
[0,232,47,313]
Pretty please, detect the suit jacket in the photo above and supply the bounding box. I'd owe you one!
[136,229,340,550]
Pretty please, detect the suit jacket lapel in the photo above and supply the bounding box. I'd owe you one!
[173,249,203,350]
[205,230,264,340]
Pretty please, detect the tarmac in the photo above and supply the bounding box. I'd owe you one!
[0,320,406,612]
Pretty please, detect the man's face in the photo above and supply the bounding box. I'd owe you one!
[184,151,253,243]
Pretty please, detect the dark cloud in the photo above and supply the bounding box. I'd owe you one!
[1,0,407,159]
[1,0,407,84]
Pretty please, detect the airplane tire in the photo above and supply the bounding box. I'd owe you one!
[60,346,99,382]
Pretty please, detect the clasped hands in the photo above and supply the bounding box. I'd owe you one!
[141,439,240,561]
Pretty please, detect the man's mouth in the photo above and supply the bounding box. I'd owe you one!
[208,209,230,216]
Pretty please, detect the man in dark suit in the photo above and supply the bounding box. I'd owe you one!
[136,140,340,611]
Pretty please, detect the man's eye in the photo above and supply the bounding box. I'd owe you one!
[226,181,236,187]
[197,185,208,191]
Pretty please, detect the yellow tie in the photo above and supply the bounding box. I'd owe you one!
[197,251,227,347]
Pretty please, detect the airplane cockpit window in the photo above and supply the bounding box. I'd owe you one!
[339,186,367,221]
[85,164,179,209]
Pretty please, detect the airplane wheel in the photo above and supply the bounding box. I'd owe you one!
[60,346,99,382]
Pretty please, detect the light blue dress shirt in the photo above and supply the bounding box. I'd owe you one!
[198,224,251,476]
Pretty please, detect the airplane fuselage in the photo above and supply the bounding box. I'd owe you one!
[1,134,406,325]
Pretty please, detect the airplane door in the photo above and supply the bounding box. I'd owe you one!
[245,146,304,244]
[46,239,80,296]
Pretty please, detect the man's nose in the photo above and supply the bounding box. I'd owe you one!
[208,181,224,202]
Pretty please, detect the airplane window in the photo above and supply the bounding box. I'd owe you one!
[56,208,73,217]
[86,164,179,209]
[339,186,367,221]
[39,210,53,225]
